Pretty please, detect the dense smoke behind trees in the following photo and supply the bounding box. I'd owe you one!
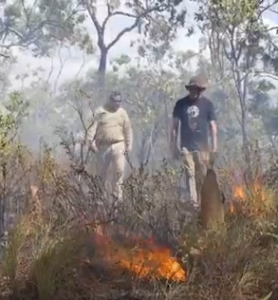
[1,0,278,169]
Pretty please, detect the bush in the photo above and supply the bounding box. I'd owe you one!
[0,144,278,300]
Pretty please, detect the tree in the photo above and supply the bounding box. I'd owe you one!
[0,0,92,57]
[0,91,29,236]
[248,79,278,150]
[196,0,278,169]
[82,0,187,82]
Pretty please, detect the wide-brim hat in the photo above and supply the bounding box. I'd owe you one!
[185,75,208,90]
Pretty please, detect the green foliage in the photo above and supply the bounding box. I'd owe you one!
[209,0,258,26]
[1,0,92,55]
[0,91,28,155]
[112,54,131,70]
[5,91,29,117]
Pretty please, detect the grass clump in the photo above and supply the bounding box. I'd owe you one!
[30,223,84,300]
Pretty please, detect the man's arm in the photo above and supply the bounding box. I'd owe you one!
[122,109,133,152]
[207,101,217,151]
[169,117,179,147]
[210,121,217,151]
[87,108,101,149]
[169,100,181,149]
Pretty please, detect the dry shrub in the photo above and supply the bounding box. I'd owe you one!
[1,208,93,299]
[0,152,191,300]
[30,224,84,300]
[176,217,278,300]
[1,220,26,283]
[174,176,278,300]
[1,144,278,300]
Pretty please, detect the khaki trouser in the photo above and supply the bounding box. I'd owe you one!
[96,141,126,202]
[181,147,209,204]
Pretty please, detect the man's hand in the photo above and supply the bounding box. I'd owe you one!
[124,145,132,155]
[91,141,98,153]
[212,145,217,153]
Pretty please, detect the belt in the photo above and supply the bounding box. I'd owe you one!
[96,140,124,146]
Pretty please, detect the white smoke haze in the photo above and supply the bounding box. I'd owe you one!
[0,0,276,170]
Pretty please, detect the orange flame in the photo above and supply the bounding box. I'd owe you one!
[110,244,186,281]
[92,225,186,282]
[229,179,269,215]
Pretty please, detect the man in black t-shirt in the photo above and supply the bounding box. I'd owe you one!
[169,75,218,207]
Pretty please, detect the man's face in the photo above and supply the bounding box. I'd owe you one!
[109,95,122,110]
[188,86,202,100]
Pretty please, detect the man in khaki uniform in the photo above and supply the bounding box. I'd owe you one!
[88,92,133,201]
[169,75,218,207]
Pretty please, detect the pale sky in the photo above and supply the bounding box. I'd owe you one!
[8,0,201,91]
[7,1,278,91]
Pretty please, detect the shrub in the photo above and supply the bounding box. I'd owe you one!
[0,143,278,300]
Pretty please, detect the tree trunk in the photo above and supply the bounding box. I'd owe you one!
[98,47,108,88]
[0,162,6,249]
[240,109,252,184]
[241,109,248,149]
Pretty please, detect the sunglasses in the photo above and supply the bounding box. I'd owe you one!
[187,86,204,92]
[111,98,122,103]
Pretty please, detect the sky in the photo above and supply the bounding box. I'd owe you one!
[8,0,201,91]
[5,0,278,91]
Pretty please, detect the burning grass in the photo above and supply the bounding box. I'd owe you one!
[0,214,186,300]
[1,150,278,300]
[91,225,186,282]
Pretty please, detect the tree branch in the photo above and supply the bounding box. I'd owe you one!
[254,72,278,80]
[1,7,81,50]
[107,22,138,50]
[259,0,278,17]
[266,26,278,32]
[102,11,138,32]
[106,1,112,16]
[106,6,161,50]
[85,0,102,36]
[2,21,49,49]
[0,52,10,59]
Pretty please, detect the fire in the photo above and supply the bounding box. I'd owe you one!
[234,186,245,199]
[229,179,269,215]
[92,225,186,282]
[109,243,186,281]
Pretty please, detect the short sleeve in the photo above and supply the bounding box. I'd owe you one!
[172,100,182,119]
[94,106,103,120]
[207,100,216,122]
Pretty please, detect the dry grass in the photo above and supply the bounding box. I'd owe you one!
[0,145,278,300]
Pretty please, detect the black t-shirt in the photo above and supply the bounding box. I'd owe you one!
[172,96,216,151]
